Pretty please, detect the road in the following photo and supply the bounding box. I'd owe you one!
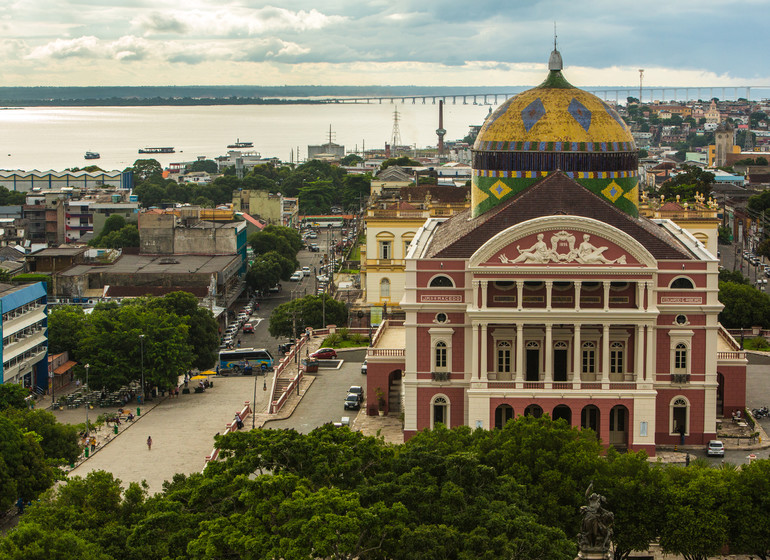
[266,349,367,433]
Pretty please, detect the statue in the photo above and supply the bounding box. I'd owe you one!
[578,483,614,556]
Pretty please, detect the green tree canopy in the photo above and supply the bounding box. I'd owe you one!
[2,408,80,465]
[381,156,420,170]
[188,159,218,173]
[47,305,86,355]
[128,159,163,182]
[269,294,348,338]
[0,384,29,412]
[718,280,770,328]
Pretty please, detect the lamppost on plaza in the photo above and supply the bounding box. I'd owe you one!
[84,363,90,435]
[139,334,145,404]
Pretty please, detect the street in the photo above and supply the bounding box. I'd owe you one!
[266,349,367,433]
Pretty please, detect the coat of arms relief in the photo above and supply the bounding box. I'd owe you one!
[498,231,627,265]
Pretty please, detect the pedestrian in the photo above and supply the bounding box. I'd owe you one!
[147,436,152,451]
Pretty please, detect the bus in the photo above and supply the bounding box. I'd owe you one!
[219,348,274,373]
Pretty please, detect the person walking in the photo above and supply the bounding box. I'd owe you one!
[147,436,152,451]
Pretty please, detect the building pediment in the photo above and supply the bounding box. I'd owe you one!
[469,216,657,269]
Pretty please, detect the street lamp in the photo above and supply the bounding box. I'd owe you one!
[139,334,145,404]
[84,364,90,435]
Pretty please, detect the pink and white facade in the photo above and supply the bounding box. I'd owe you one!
[366,173,746,456]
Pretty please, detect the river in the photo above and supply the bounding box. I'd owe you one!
[0,103,491,172]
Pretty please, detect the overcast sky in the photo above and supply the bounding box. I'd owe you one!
[1,0,767,88]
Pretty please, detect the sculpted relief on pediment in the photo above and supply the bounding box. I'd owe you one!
[497,230,628,265]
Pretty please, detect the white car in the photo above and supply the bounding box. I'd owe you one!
[290,271,303,281]
[302,266,311,277]
[706,440,725,457]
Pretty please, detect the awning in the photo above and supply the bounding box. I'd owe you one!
[53,360,77,375]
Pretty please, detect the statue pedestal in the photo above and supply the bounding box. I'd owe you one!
[575,551,611,560]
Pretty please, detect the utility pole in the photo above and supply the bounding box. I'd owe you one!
[84,364,90,435]
[639,69,644,104]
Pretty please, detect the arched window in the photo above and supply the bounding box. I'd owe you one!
[435,341,448,370]
[429,275,454,288]
[670,277,694,289]
[497,341,512,373]
[432,395,449,428]
[674,343,687,372]
[380,278,390,299]
[671,396,689,435]
[495,404,514,429]
[524,404,543,418]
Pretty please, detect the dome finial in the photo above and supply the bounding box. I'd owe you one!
[548,23,562,71]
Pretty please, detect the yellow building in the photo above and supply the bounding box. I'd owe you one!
[362,186,469,315]
[232,190,283,225]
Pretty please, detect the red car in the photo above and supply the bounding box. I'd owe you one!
[310,347,337,359]
[242,323,254,333]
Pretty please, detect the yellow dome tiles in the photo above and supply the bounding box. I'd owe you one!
[470,63,639,219]
[476,87,635,147]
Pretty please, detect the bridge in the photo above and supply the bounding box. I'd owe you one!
[317,85,770,106]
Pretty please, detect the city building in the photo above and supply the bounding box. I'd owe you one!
[0,169,132,192]
[1,282,48,391]
[364,48,746,456]
[232,190,284,225]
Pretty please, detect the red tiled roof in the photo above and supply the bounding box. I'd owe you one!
[426,171,692,260]
[53,360,77,375]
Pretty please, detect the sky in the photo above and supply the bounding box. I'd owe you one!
[1,0,768,88]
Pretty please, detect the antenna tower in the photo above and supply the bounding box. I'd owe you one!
[391,108,402,152]
[638,69,644,104]
[326,124,336,149]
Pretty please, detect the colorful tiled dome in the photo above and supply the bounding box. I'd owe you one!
[471,50,638,218]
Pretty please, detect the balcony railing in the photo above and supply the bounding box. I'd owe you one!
[671,373,690,384]
[432,371,451,382]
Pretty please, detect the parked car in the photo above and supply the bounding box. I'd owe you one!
[309,243,320,252]
[707,440,725,457]
[242,323,254,333]
[361,360,367,374]
[311,347,337,359]
[347,386,363,400]
[290,271,303,281]
[302,266,311,277]
[344,393,361,410]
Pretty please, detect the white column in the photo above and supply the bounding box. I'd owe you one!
[574,281,582,311]
[516,322,524,381]
[545,280,553,311]
[472,280,481,310]
[544,323,553,383]
[481,323,488,381]
[573,324,581,382]
[645,323,655,382]
[603,280,611,312]
[481,280,489,310]
[646,281,655,311]
[471,323,480,380]
[517,281,524,311]
[634,324,643,382]
[602,323,610,383]
[636,281,645,310]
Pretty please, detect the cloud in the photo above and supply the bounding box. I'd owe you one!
[131,7,346,38]
[27,36,102,60]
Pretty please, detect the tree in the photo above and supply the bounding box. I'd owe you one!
[269,294,348,338]
[727,459,770,559]
[381,156,420,170]
[659,166,715,201]
[95,225,140,249]
[129,159,162,182]
[189,159,218,173]
[77,303,193,391]
[658,466,730,560]
[0,186,26,206]
[595,449,665,560]
[48,305,87,355]
[246,260,281,296]
[340,154,363,166]
[298,180,336,214]
[0,384,29,411]
[0,415,55,511]
[260,250,296,281]
[263,224,302,254]
[92,214,126,243]
[249,231,294,260]
[718,268,748,285]
[718,281,770,328]
[151,292,219,371]
[2,408,80,465]
[758,238,770,261]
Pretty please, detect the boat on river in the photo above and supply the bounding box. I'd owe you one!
[84,151,100,159]
[227,139,254,149]
[138,147,175,154]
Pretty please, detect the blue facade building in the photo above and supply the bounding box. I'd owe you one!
[0,282,48,391]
